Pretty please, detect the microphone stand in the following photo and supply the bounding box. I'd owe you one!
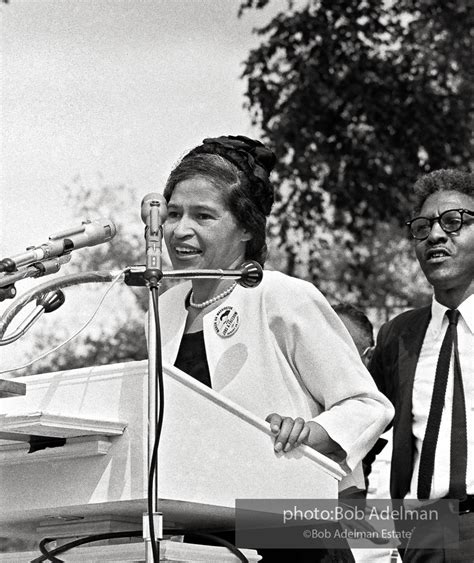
[141,194,167,563]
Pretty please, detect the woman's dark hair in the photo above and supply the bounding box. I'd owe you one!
[164,135,276,266]
[413,169,473,214]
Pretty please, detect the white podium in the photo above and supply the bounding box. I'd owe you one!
[0,361,345,561]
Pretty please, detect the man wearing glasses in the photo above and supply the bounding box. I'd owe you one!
[370,169,474,562]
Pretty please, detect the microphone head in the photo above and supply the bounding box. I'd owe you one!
[94,218,117,241]
[238,260,263,288]
[141,192,168,225]
[80,218,117,246]
[36,289,66,313]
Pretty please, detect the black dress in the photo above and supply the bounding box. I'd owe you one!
[175,331,212,388]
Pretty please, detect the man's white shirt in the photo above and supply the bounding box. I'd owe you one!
[408,294,474,499]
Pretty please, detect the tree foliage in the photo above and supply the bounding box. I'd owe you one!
[240,0,472,309]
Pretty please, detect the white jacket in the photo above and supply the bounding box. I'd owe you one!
[159,270,393,480]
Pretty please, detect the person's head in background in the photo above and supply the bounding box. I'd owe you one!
[333,303,374,366]
[163,135,276,271]
[406,169,473,309]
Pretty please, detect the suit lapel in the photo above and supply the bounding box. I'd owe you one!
[398,306,431,404]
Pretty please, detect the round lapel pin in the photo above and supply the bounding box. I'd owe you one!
[213,306,240,338]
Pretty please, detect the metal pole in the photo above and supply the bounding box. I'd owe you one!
[144,291,163,562]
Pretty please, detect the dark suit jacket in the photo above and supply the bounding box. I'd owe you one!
[369,306,431,499]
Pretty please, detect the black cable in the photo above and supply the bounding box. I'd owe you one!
[33,529,250,563]
[147,284,165,562]
[37,537,63,562]
[30,530,142,563]
[182,532,250,563]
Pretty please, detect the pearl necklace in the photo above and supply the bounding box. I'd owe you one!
[189,282,237,309]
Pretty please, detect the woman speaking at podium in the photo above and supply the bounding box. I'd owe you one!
[158,135,393,562]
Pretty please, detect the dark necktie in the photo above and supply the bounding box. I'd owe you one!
[417,309,467,500]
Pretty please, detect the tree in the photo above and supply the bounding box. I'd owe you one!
[240,0,472,308]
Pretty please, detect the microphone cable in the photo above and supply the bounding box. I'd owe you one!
[147,284,164,562]
[30,530,142,563]
[31,528,249,563]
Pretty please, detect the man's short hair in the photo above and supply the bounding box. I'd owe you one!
[413,169,473,214]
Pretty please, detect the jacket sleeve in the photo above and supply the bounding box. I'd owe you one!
[267,277,394,471]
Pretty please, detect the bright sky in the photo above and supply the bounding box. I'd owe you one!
[0,0,288,368]
[1,0,284,257]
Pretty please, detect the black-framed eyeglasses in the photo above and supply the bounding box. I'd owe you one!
[406,208,474,240]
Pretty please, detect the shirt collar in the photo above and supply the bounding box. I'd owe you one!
[458,293,474,334]
[431,293,474,337]
[430,298,449,339]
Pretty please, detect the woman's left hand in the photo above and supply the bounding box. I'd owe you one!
[265,413,311,453]
[265,412,345,460]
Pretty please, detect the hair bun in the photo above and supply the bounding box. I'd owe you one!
[202,135,276,176]
[189,135,275,217]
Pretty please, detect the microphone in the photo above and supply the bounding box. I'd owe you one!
[0,219,117,273]
[140,193,167,286]
[141,193,168,228]
[237,260,263,288]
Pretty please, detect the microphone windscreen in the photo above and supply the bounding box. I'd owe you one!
[238,261,263,288]
[141,193,167,224]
